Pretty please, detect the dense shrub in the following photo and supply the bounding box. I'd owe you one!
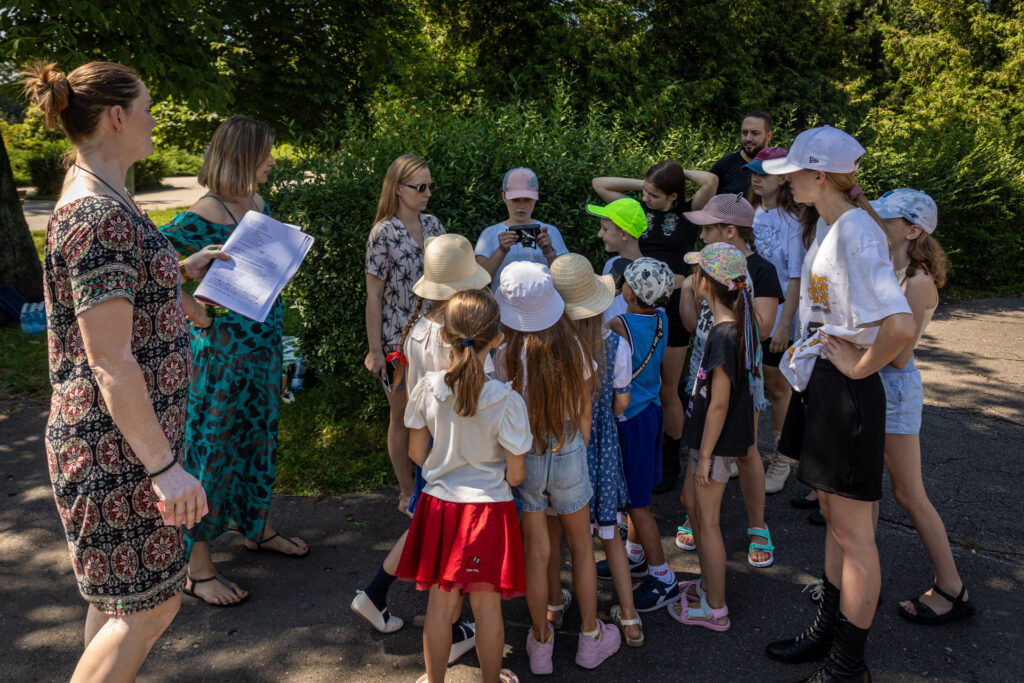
[268,98,1024,420]
[133,154,170,192]
[157,146,203,177]
[26,140,71,195]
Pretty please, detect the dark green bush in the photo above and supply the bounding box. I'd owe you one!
[133,154,170,192]
[7,147,31,186]
[26,140,71,195]
[156,146,203,177]
[268,98,1023,419]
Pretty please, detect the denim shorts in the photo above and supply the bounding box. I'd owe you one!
[879,357,923,435]
[514,430,593,515]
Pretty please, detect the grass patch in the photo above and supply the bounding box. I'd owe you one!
[31,230,45,261]
[275,375,392,496]
[147,206,189,227]
[0,323,50,399]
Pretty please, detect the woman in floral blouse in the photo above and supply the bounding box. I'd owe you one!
[364,155,445,514]
[24,60,224,680]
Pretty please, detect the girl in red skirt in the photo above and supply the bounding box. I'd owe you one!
[398,289,532,683]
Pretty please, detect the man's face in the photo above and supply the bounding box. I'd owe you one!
[740,116,771,157]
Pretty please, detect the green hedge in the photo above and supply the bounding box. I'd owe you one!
[267,99,1022,416]
[26,140,71,195]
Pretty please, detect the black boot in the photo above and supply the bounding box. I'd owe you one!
[799,613,871,682]
[766,576,839,663]
[652,435,681,494]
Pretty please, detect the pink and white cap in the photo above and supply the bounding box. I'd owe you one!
[761,126,866,175]
[502,167,539,200]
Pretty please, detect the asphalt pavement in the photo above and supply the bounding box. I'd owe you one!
[1,297,1022,682]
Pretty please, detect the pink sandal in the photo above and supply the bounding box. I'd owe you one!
[677,577,706,604]
[666,593,730,632]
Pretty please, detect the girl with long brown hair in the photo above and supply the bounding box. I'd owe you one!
[870,190,972,625]
[364,155,445,514]
[495,261,621,674]
[592,161,719,493]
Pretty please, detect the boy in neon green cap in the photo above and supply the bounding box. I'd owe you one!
[588,197,647,321]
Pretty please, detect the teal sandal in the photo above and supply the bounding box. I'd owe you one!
[675,516,695,551]
[747,526,775,568]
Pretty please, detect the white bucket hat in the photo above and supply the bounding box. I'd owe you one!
[761,126,865,175]
[496,261,565,332]
[412,234,492,300]
[550,253,614,321]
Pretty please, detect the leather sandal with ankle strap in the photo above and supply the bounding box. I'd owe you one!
[898,583,974,625]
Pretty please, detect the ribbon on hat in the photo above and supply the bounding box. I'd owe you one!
[846,184,865,201]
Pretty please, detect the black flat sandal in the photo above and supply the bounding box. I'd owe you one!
[898,583,975,625]
[245,531,310,558]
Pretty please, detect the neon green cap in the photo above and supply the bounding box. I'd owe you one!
[586,198,647,238]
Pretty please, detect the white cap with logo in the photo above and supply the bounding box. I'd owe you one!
[762,126,865,175]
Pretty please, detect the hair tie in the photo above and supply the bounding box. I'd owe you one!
[846,184,865,201]
[461,338,475,348]
[733,280,747,291]
[385,350,407,367]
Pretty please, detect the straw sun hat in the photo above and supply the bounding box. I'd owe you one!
[412,234,492,300]
[550,253,615,320]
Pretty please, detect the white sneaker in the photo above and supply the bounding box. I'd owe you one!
[729,461,739,479]
[448,621,476,664]
[765,454,790,494]
[350,590,404,633]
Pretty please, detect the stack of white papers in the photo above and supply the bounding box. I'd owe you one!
[194,211,315,322]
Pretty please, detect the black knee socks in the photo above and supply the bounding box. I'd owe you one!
[363,565,397,611]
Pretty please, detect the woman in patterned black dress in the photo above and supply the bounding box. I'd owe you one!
[24,61,225,681]
[161,115,309,608]
[364,155,445,514]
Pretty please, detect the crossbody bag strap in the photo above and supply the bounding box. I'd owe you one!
[630,313,663,381]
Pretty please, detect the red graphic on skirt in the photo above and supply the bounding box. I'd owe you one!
[466,556,481,573]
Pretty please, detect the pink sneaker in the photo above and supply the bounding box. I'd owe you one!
[526,623,554,675]
[575,619,621,669]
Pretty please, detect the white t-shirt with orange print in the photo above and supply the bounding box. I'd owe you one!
[783,208,910,390]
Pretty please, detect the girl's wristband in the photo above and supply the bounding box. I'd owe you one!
[148,458,177,479]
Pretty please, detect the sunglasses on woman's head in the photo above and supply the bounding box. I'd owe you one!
[403,182,437,193]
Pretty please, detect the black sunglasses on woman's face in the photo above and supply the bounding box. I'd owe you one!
[402,182,437,193]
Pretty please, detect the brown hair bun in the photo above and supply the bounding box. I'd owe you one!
[21,61,70,128]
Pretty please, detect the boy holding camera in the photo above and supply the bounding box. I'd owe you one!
[475,167,568,290]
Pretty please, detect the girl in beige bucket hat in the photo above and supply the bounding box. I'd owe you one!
[352,232,491,658]
[550,254,644,646]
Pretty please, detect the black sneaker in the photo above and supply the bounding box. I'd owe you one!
[596,556,647,581]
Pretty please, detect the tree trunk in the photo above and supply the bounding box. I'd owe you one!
[0,129,44,302]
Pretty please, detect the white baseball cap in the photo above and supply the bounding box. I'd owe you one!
[870,189,938,234]
[496,261,565,332]
[762,126,865,175]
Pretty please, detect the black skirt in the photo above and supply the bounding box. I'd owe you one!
[778,357,885,502]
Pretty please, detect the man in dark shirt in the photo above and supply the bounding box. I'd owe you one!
[710,111,773,195]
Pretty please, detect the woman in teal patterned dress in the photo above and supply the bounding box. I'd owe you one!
[161,115,309,607]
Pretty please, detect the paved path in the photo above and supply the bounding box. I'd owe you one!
[21,176,203,231]
[2,297,1022,682]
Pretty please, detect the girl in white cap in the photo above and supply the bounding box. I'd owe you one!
[398,289,531,683]
[352,234,491,667]
[496,261,621,675]
[760,127,916,682]
[871,190,973,625]
[549,254,643,647]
